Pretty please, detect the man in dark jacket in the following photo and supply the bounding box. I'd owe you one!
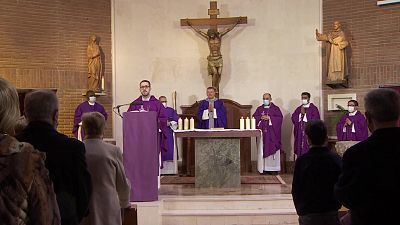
[292,120,342,225]
[17,90,92,225]
[335,88,400,225]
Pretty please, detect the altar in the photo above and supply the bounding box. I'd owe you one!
[175,129,263,188]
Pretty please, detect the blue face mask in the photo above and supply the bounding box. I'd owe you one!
[263,99,270,106]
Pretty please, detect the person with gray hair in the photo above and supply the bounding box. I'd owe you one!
[80,112,131,225]
[335,88,400,225]
[16,90,92,225]
[0,78,61,225]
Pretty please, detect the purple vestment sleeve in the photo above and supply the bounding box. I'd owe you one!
[163,107,179,161]
[196,99,227,129]
[253,103,283,157]
[291,103,320,156]
[336,111,368,141]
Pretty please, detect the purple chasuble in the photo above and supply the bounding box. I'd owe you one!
[127,96,168,158]
[73,101,108,138]
[291,103,320,156]
[253,103,283,158]
[163,107,178,161]
[336,111,368,141]
[196,99,227,129]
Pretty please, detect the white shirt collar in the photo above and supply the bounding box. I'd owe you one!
[303,103,311,108]
[88,101,95,106]
[349,110,357,116]
[142,96,150,101]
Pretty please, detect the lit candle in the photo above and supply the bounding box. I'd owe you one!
[239,117,244,130]
[245,117,251,130]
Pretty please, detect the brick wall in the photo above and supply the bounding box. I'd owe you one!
[0,0,112,137]
[322,0,400,135]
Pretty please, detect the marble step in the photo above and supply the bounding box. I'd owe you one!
[160,194,296,211]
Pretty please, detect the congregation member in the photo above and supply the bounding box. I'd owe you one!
[335,88,400,225]
[336,100,368,141]
[17,89,92,225]
[291,92,320,156]
[159,96,178,162]
[197,86,227,129]
[0,78,61,225]
[73,90,107,140]
[80,112,131,225]
[292,120,342,225]
[252,93,283,174]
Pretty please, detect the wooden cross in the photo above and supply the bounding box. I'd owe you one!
[181,1,247,31]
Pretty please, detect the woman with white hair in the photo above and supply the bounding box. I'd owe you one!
[0,78,60,225]
[80,112,131,225]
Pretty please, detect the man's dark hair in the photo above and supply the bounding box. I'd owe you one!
[139,80,151,87]
[365,88,400,122]
[348,100,358,106]
[305,120,327,146]
[86,90,95,97]
[301,92,311,99]
[24,90,58,122]
[207,86,217,91]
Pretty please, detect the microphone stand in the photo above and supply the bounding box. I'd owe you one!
[112,103,131,118]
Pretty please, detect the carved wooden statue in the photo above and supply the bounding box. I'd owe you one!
[316,21,349,82]
[87,35,102,92]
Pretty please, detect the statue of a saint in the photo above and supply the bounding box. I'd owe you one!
[87,35,102,92]
[187,18,241,92]
[316,21,349,82]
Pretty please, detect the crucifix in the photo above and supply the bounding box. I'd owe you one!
[181,1,247,97]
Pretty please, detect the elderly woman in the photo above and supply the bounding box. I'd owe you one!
[0,78,60,225]
[80,112,131,225]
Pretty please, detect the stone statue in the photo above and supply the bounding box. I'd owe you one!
[87,35,102,92]
[187,18,241,92]
[316,21,349,82]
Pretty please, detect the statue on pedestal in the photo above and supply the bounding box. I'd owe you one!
[87,35,102,92]
[316,21,349,83]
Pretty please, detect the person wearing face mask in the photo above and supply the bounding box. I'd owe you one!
[73,90,108,140]
[253,93,283,175]
[291,92,320,157]
[335,88,400,225]
[159,96,178,163]
[335,100,368,141]
[16,90,92,225]
[197,86,227,129]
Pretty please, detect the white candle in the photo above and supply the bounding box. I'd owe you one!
[245,117,251,130]
[184,118,189,130]
[239,117,244,130]
[189,117,195,130]
[251,117,256,129]
[178,118,183,130]
[101,76,105,91]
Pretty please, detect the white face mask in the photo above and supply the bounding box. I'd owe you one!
[302,99,309,105]
[348,106,355,113]
[263,100,270,106]
[162,102,167,108]
[89,96,96,103]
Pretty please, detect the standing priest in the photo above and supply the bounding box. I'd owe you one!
[253,93,283,174]
[336,100,368,141]
[291,92,320,157]
[197,87,227,129]
[127,80,168,154]
[159,95,178,162]
[73,90,107,140]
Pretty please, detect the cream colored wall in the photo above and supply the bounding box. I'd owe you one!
[112,0,322,160]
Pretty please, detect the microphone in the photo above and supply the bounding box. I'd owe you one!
[130,101,143,106]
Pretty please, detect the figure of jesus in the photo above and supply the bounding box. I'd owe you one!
[87,35,102,92]
[187,18,241,92]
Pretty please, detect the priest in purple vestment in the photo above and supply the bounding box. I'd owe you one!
[196,87,227,129]
[73,90,108,139]
[253,93,283,174]
[291,92,320,157]
[336,100,368,141]
[126,80,168,155]
[159,96,178,161]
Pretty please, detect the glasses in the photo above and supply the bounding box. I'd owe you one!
[140,85,150,89]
